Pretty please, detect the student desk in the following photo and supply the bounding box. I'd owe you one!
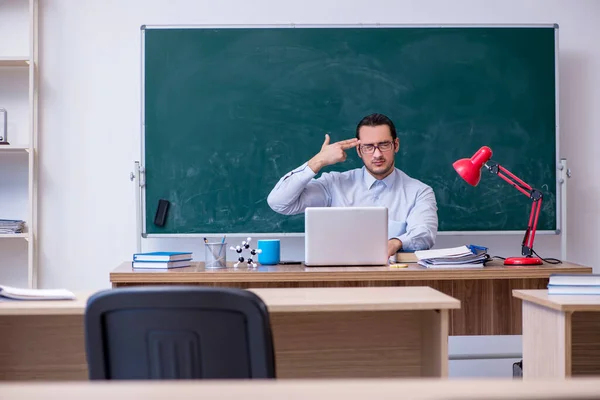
[110,260,592,336]
[513,289,600,379]
[0,286,458,380]
[2,378,600,400]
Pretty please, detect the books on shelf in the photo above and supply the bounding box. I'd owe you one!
[414,245,489,269]
[132,251,193,269]
[0,285,75,300]
[548,274,600,295]
[0,219,25,234]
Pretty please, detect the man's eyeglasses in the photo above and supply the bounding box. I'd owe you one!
[359,141,394,154]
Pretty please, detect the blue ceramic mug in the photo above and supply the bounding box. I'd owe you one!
[257,239,280,265]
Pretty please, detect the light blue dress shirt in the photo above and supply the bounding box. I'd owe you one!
[267,162,439,251]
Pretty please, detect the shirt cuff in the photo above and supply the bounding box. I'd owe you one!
[395,234,411,252]
[283,162,317,181]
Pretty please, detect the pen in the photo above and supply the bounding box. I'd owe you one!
[218,235,226,258]
[279,261,302,265]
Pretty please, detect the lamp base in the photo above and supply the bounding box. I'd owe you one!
[504,256,543,266]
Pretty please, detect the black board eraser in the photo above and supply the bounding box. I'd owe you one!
[154,199,170,227]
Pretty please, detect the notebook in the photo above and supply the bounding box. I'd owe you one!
[304,206,388,266]
[547,274,600,295]
[133,251,192,262]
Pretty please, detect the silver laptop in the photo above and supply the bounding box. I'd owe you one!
[304,206,388,266]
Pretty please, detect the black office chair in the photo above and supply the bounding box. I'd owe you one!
[84,286,276,380]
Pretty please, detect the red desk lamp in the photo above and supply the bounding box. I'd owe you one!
[453,146,543,265]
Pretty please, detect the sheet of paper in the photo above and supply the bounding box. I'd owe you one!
[0,285,75,300]
[414,245,472,260]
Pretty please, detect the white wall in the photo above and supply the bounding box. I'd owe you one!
[0,0,29,56]
[37,0,600,377]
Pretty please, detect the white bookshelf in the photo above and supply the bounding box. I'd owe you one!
[0,57,30,67]
[0,233,29,239]
[0,145,30,152]
[0,0,38,288]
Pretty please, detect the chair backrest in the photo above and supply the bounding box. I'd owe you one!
[84,286,276,380]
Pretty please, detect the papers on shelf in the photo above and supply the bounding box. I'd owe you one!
[0,219,25,234]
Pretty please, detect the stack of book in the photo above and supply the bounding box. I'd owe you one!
[414,245,489,269]
[0,219,25,234]
[548,274,600,295]
[132,251,193,269]
[393,252,418,263]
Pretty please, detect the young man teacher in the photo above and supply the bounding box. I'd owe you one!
[267,113,438,257]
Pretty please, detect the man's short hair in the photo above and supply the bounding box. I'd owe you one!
[355,113,397,140]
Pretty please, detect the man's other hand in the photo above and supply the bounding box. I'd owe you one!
[387,238,403,257]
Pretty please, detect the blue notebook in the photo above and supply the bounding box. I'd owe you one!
[132,259,192,269]
[133,251,192,262]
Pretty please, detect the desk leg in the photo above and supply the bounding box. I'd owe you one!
[421,309,449,377]
[270,310,448,378]
[522,301,570,379]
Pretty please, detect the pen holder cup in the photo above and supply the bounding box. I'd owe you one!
[204,242,227,269]
[257,239,280,265]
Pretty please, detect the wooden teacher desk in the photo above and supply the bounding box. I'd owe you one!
[111,259,592,336]
[514,289,600,379]
[0,286,458,381]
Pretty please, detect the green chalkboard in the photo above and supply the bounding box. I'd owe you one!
[142,25,558,235]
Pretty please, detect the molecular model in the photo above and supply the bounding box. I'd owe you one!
[230,237,262,268]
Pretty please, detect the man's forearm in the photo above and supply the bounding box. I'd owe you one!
[307,154,326,174]
[267,163,325,215]
[397,188,438,251]
[396,228,436,251]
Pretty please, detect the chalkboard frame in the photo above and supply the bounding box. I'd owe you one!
[138,23,561,238]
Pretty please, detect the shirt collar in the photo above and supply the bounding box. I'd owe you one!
[363,167,396,190]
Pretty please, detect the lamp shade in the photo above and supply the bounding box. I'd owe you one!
[453,146,493,186]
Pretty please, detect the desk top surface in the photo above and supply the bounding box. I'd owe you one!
[111,259,592,283]
[1,378,600,400]
[0,294,90,316]
[513,289,600,312]
[0,286,459,316]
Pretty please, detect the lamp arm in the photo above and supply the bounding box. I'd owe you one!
[484,161,544,258]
